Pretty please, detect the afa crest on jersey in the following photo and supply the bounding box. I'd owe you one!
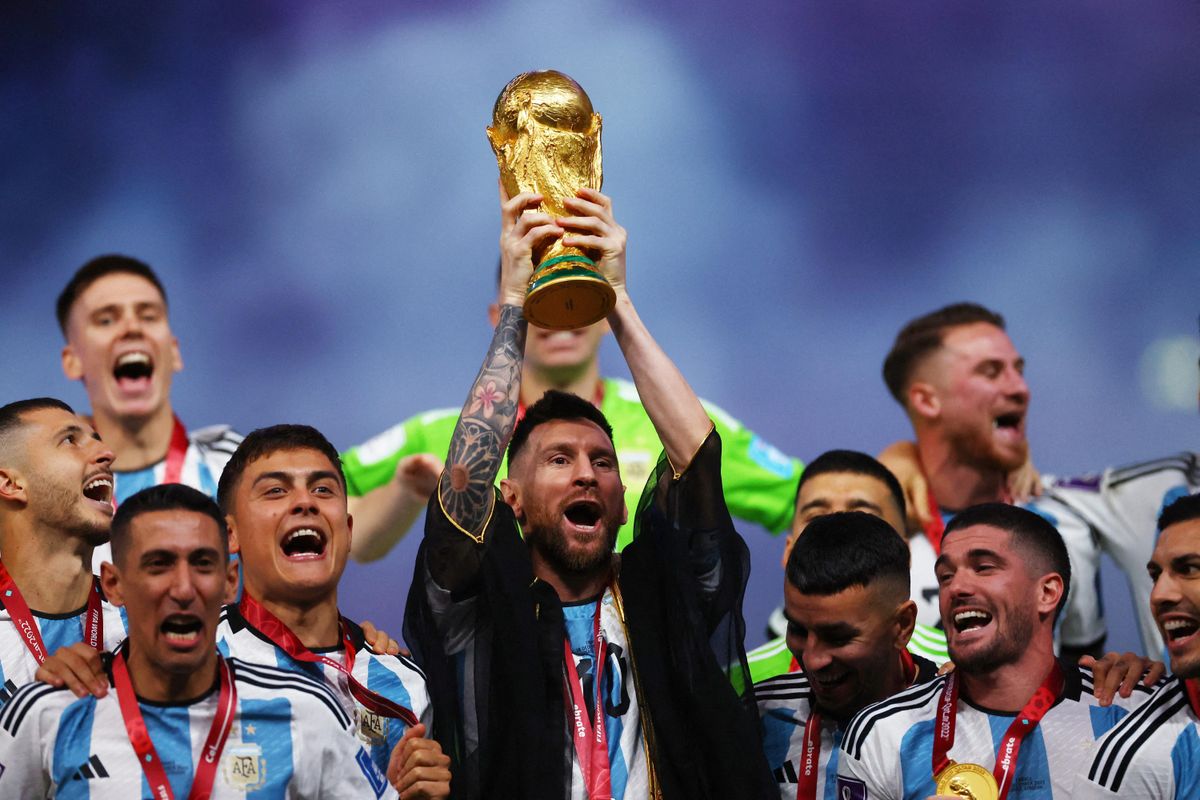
[222,742,266,791]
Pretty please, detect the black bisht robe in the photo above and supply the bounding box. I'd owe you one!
[403,430,776,799]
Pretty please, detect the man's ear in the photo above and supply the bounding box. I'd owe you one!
[487,303,500,328]
[499,478,523,523]
[0,467,28,505]
[169,335,183,374]
[100,561,124,608]
[223,551,240,605]
[226,516,241,555]
[1037,573,1065,619]
[894,598,918,651]
[62,344,84,381]
[907,380,941,421]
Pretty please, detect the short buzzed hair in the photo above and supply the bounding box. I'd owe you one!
[217,424,345,514]
[942,502,1071,619]
[797,450,906,523]
[56,254,167,336]
[882,302,1006,406]
[111,483,228,566]
[786,511,910,598]
[0,398,76,463]
[1159,494,1200,532]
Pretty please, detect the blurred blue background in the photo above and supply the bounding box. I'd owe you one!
[3,1,1197,653]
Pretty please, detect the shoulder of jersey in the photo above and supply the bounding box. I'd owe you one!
[841,673,948,761]
[1075,662,1158,705]
[754,671,812,704]
[189,424,244,453]
[0,681,74,736]
[1086,675,1191,793]
[341,618,428,682]
[228,657,352,728]
[1104,451,1200,490]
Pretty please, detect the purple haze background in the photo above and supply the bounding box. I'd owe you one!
[3,2,1198,653]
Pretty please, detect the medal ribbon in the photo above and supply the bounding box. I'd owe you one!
[113,650,236,800]
[1185,678,1200,716]
[795,649,916,800]
[932,662,1064,800]
[0,561,103,663]
[923,488,946,555]
[238,594,419,726]
[163,416,190,486]
[562,598,611,800]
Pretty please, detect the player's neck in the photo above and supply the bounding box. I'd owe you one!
[534,557,613,604]
[92,403,176,472]
[128,645,219,703]
[0,524,94,614]
[916,437,1007,512]
[959,637,1057,713]
[520,359,601,407]
[258,593,343,650]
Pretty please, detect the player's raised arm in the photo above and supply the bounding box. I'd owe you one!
[437,185,557,535]
[558,188,710,473]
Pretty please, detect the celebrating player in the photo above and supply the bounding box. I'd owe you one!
[837,503,1155,800]
[0,399,126,705]
[746,450,947,690]
[404,187,774,798]
[56,255,241,560]
[757,511,939,797]
[877,303,1104,658]
[0,483,401,797]
[343,265,799,562]
[1080,494,1200,798]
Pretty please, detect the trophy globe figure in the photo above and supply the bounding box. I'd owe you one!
[487,70,616,330]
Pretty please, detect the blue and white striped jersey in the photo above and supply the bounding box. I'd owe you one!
[0,657,398,799]
[1079,676,1200,799]
[836,664,1153,800]
[216,604,431,779]
[0,595,126,708]
[1040,453,1200,655]
[93,423,242,569]
[757,656,938,799]
[561,590,649,800]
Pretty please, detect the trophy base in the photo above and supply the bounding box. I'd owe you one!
[524,255,616,331]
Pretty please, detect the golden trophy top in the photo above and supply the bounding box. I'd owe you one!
[487,70,603,222]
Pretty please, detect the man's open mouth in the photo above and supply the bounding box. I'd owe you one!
[563,501,602,532]
[113,351,155,392]
[992,412,1024,433]
[161,615,203,646]
[82,473,114,506]
[952,608,994,634]
[280,528,327,560]
[1161,616,1200,644]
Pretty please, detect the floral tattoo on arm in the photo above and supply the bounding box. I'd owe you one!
[439,304,527,534]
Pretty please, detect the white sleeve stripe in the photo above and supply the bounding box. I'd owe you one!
[0,683,63,735]
[1088,681,1187,790]
[844,677,945,760]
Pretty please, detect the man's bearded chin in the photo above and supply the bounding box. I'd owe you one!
[951,612,1033,674]
[525,520,619,576]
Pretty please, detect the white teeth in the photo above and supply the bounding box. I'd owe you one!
[286,529,320,543]
[1164,620,1196,632]
[164,630,198,642]
[116,352,151,366]
[84,478,112,491]
[955,610,991,624]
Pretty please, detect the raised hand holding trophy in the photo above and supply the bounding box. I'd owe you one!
[487,70,616,330]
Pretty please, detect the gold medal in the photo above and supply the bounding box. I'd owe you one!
[934,761,999,800]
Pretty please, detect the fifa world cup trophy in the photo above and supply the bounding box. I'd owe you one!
[487,70,616,330]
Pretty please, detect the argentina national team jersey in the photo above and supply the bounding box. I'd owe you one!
[563,589,648,800]
[836,663,1153,800]
[0,594,126,707]
[1079,676,1200,799]
[756,656,938,799]
[1040,453,1200,655]
[216,604,431,778]
[0,657,398,799]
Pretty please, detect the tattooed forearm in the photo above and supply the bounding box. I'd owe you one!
[440,303,527,534]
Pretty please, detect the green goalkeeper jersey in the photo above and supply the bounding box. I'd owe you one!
[341,376,802,550]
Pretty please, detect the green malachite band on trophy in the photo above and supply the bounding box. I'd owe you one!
[539,254,597,270]
[528,265,606,294]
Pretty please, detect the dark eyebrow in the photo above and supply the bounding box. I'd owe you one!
[798,498,832,514]
[139,548,178,566]
[55,424,85,439]
[814,622,859,638]
[966,547,1005,562]
[307,470,342,485]
[251,471,294,487]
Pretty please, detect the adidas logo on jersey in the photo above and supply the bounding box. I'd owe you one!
[68,754,109,781]
[0,679,17,706]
